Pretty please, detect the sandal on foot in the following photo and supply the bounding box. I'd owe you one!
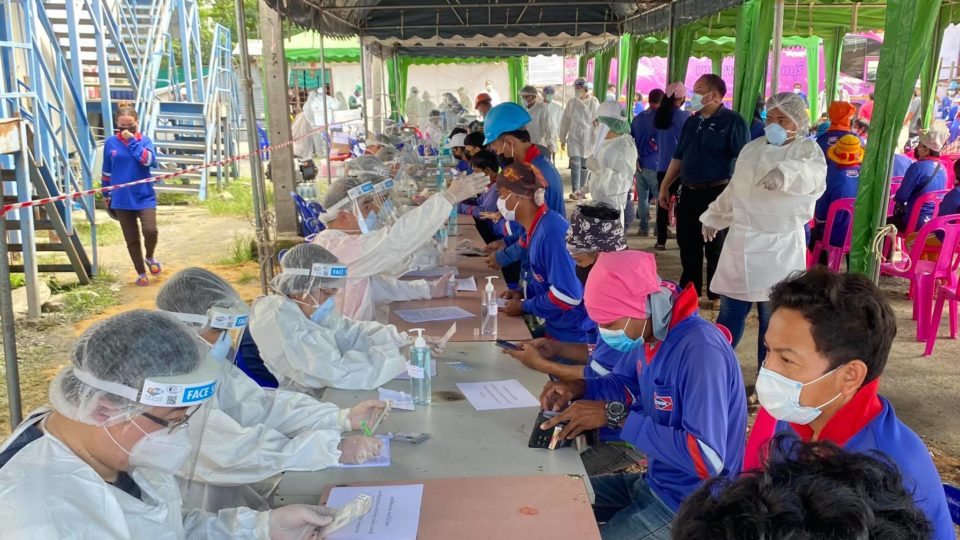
[135,274,149,286]
[145,259,162,276]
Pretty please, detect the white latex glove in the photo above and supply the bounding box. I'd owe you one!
[445,172,489,203]
[429,272,456,298]
[760,168,785,191]
[346,399,389,431]
[585,157,601,172]
[338,435,383,464]
[702,224,718,243]
[267,504,336,540]
[425,335,448,356]
[438,250,460,266]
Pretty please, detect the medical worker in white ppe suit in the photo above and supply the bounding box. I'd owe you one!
[156,267,385,512]
[0,310,335,538]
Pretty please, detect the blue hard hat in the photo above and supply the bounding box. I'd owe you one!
[483,102,532,145]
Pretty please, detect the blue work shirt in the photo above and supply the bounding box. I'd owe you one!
[102,133,157,211]
[234,327,279,388]
[520,207,596,343]
[896,158,947,227]
[584,286,747,511]
[816,129,859,157]
[455,159,473,174]
[939,187,960,217]
[815,165,860,247]
[749,119,765,141]
[630,108,659,171]
[656,108,691,173]
[673,106,750,183]
[892,154,915,178]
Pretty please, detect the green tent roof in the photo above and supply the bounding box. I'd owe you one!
[284,32,360,63]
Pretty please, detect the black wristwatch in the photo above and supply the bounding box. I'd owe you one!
[605,401,628,429]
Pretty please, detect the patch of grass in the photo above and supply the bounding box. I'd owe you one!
[9,273,25,289]
[202,178,275,218]
[237,271,257,285]
[156,192,197,206]
[217,234,256,265]
[60,270,120,320]
[75,220,123,247]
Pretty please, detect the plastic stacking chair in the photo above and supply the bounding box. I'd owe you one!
[900,190,950,238]
[927,282,960,356]
[887,176,904,217]
[810,198,855,272]
[881,215,960,343]
[291,191,326,238]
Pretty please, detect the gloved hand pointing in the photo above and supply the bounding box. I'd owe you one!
[338,435,383,465]
[444,172,490,203]
[266,504,336,540]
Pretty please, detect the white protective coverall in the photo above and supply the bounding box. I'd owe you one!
[406,92,422,124]
[545,100,564,152]
[0,411,273,539]
[700,136,826,302]
[418,93,437,128]
[180,363,346,512]
[312,193,454,321]
[559,93,600,157]
[587,132,639,219]
[249,296,408,394]
[526,101,557,152]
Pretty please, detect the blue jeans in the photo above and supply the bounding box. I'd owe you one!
[591,474,674,540]
[569,155,587,192]
[635,169,658,233]
[716,296,772,371]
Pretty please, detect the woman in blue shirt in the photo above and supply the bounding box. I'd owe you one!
[101,105,160,286]
[653,82,692,250]
[889,128,948,232]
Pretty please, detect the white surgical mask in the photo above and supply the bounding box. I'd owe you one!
[497,195,518,221]
[208,331,232,362]
[755,365,844,425]
[106,421,193,474]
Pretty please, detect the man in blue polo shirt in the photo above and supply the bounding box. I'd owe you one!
[745,268,953,539]
[658,74,749,310]
[496,162,595,345]
[631,89,664,237]
[540,251,746,539]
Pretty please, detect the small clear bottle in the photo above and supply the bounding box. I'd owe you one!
[481,276,499,336]
[408,328,432,405]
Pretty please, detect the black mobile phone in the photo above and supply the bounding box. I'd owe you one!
[495,339,522,351]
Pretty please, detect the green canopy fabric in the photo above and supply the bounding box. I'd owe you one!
[850,0,944,277]
[667,24,696,86]
[592,47,616,97]
[733,0,775,122]
[284,32,361,64]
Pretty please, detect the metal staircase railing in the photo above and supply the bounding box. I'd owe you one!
[201,24,240,196]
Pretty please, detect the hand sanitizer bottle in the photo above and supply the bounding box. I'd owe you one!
[408,328,432,405]
[481,276,499,336]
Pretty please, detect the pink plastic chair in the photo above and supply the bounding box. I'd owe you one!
[887,176,904,217]
[810,198,855,272]
[927,282,960,356]
[881,215,960,343]
[900,190,950,238]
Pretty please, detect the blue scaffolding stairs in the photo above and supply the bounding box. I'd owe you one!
[0,0,238,316]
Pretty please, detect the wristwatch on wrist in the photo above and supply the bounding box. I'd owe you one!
[605,400,628,430]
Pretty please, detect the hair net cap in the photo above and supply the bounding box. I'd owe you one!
[347,155,386,177]
[375,146,399,162]
[50,310,220,426]
[543,86,556,95]
[323,176,368,210]
[156,267,249,331]
[272,243,348,295]
[766,92,811,132]
[519,85,538,96]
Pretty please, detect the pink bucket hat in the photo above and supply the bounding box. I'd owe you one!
[665,82,687,99]
[584,251,661,324]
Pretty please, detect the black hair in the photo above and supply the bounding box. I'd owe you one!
[647,89,665,107]
[753,96,765,121]
[699,74,727,97]
[672,434,934,540]
[855,119,870,134]
[654,95,682,130]
[449,127,468,138]
[575,203,620,221]
[470,150,500,173]
[869,93,875,100]
[464,131,485,148]
[501,129,531,143]
[953,155,960,180]
[768,268,896,385]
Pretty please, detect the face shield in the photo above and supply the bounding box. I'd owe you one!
[279,261,349,323]
[373,178,400,226]
[319,181,379,234]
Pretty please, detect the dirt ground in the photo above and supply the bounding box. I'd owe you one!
[3,186,960,487]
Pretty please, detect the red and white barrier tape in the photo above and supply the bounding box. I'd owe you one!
[1,124,333,216]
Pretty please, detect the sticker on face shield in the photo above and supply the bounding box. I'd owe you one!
[207,309,249,330]
[347,182,375,200]
[140,378,218,406]
[374,179,395,193]
[311,263,349,278]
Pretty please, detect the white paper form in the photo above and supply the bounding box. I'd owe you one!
[393,306,474,323]
[456,276,478,291]
[401,266,457,279]
[456,379,540,411]
[339,436,391,468]
[325,484,424,540]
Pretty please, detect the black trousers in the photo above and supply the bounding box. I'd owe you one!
[656,171,678,246]
[675,184,727,300]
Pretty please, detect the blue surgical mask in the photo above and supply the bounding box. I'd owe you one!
[764,124,792,146]
[688,93,706,112]
[360,210,380,233]
[379,199,395,221]
[208,331,233,362]
[598,319,648,352]
[310,297,336,323]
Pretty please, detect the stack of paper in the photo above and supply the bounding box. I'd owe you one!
[325,484,424,540]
